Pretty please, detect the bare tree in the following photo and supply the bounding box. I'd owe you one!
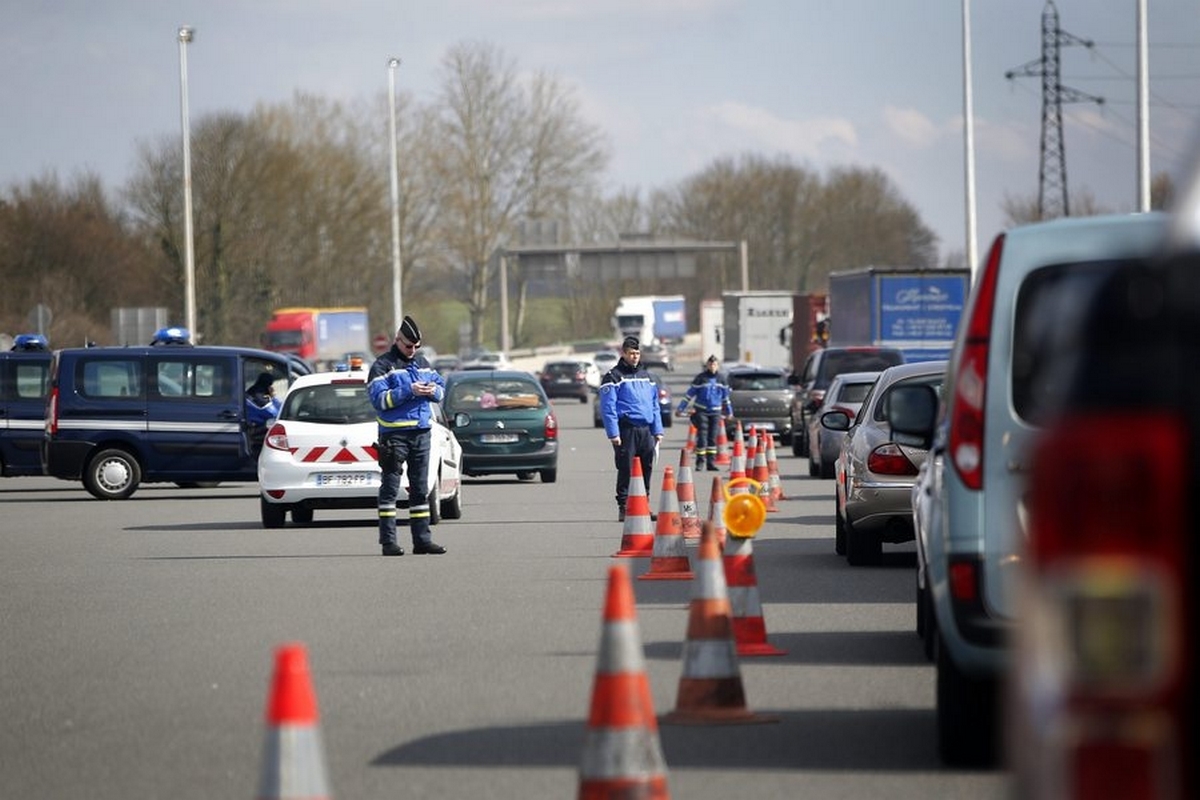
[431,40,608,350]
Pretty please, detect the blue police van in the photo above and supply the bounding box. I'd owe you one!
[41,329,291,499]
[1,334,53,477]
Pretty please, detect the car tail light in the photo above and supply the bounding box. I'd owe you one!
[264,422,290,451]
[866,443,918,476]
[808,389,826,408]
[45,386,59,435]
[950,233,1003,490]
[544,412,558,440]
[1015,412,1188,799]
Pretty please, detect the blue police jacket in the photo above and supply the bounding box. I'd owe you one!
[682,369,732,415]
[599,360,664,439]
[245,394,282,426]
[367,347,445,434]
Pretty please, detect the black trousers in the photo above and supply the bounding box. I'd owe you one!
[613,422,655,508]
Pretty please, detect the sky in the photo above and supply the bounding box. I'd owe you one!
[3,0,1198,267]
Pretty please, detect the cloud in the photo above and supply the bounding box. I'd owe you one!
[701,101,858,160]
[883,105,940,148]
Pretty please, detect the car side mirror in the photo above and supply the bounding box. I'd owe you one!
[887,384,939,448]
[821,410,851,432]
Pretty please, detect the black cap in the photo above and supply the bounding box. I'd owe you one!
[706,354,719,364]
[622,336,640,351]
[398,315,421,343]
[250,372,275,393]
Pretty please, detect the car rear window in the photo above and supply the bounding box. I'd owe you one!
[544,363,582,378]
[448,378,546,410]
[834,381,874,404]
[283,384,375,424]
[1011,259,1131,423]
[729,372,787,391]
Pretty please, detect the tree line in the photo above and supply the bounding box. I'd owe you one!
[3,39,965,355]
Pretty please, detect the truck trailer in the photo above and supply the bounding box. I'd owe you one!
[826,267,969,362]
[720,291,795,370]
[612,295,687,346]
[260,307,371,371]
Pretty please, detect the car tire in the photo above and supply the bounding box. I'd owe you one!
[920,584,936,662]
[579,395,588,404]
[540,468,557,483]
[441,483,463,520]
[291,506,313,524]
[661,413,673,429]
[260,496,287,529]
[84,448,141,500]
[936,634,1000,767]
[792,434,805,458]
[427,486,441,526]
[819,457,835,480]
[808,449,819,477]
[796,425,810,458]
[845,516,881,566]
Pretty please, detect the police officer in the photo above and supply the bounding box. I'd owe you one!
[367,315,447,556]
[599,336,663,521]
[678,355,731,470]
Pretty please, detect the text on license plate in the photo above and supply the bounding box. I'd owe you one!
[315,472,376,486]
[481,433,519,443]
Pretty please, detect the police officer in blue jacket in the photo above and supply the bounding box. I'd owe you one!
[599,336,663,521]
[678,355,732,470]
[367,315,447,556]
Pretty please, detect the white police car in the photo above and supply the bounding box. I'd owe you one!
[256,360,463,528]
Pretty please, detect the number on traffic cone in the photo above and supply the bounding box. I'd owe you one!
[676,449,701,540]
[257,643,332,800]
[724,533,786,656]
[614,457,655,558]
[662,523,778,725]
[578,565,670,799]
[640,466,693,581]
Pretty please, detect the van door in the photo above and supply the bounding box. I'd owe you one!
[146,353,245,478]
[0,354,52,475]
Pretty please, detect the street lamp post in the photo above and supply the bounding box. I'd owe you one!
[177,26,197,338]
[387,57,403,334]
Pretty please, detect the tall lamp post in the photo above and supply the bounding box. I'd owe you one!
[387,57,403,334]
[177,26,197,338]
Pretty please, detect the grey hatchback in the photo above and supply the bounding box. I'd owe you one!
[725,366,794,445]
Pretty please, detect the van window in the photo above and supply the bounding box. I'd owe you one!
[152,358,231,401]
[15,363,50,399]
[80,360,143,399]
[243,359,288,397]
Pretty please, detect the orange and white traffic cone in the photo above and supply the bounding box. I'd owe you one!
[765,434,786,501]
[578,564,670,800]
[753,432,778,512]
[724,533,786,656]
[257,643,332,800]
[728,436,746,482]
[685,422,697,454]
[707,476,728,550]
[714,419,731,467]
[676,449,701,541]
[640,466,693,581]
[662,522,778,725]
[614,457,655,558]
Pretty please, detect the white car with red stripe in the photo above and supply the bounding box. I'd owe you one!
[256,361,462,528]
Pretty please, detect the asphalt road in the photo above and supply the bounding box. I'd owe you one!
[0,380,1010,799]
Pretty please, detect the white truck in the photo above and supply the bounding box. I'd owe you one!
[721,291,794,369]
[612,295,687,346]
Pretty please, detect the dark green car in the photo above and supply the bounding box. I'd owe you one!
[442,370,559,483]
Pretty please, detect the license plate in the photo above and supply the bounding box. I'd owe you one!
[481,433,519,444]
[555,377,572,383]
[315,472,376,486]
[751,421,776,431]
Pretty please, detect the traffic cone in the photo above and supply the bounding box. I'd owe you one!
[728,436,746,482]
[640,466,693,581]
[662,522,778,725]
[753,432,778,512]
[714,419,731,467]
[685,422,697,454]
[676,449,701,541]
[614,457,655,558]
[578,564,670,800]
[724,533,786,656]
[707,476,728,549]
[745,426,758,470]
[257,643,332,800]
[765,434,786,501]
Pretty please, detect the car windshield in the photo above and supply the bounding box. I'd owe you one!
[729,372,786,391]
[281,383,375,424]
[448,378,546,410]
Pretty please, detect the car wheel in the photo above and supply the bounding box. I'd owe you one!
[517,471,536,481]
[441,482,463,520]
[936,634,1000,767]
[920,584,936,662]
[540,468,558,483]
[579,395,588,404]
[796,426,810,458]
[427,486,441,525]
[291,506,313,524]
[260,496,287,529]
[808,449,819,477]
[845,516,881,566]
[84,448,141,500]
[834,502,847,556]
[792,433,805,458]
[661,413,673,428]
[819,457,835,480]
